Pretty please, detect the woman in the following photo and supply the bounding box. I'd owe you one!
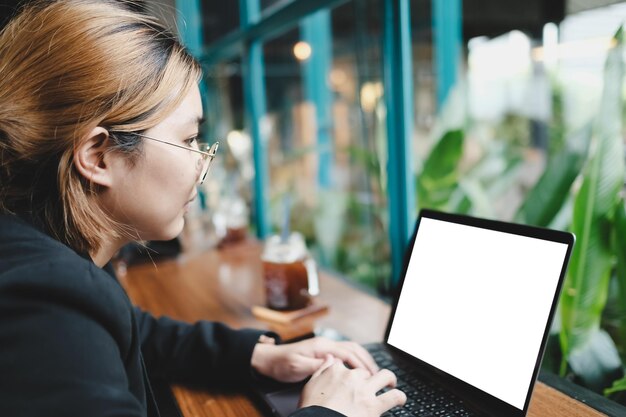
[0,1,406,416]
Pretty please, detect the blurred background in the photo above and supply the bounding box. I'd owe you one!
[3,0,626,408]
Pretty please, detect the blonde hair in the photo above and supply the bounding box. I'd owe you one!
[0,0,202,255]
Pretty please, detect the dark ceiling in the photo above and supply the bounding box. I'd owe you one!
[463,0,565,39]
[199,0,567,46]
[0,0,593,51]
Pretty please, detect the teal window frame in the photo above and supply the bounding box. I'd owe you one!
[383,0,415,285]
[185,0,463,287]
[240,0,271,238]
[433,0,462,109]
[301,10,333,189]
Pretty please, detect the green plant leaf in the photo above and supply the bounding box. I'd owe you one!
[541,333,564,375]
[281,144,319,163]
[417,130,464,210]
[606,375,626,396]
[443,141,522,216]
[344,145,381,177]
[568,329,623,392]
[611,199,626,356]
[456,178,494,218]
[559,27,625,377]
[313,189,349,265]
[515,125,591,227]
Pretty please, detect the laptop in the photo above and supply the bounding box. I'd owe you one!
[254,209,575,417]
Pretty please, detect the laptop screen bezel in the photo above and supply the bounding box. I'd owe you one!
[382,209,574,417]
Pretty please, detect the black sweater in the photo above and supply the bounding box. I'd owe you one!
[0,214,342,417]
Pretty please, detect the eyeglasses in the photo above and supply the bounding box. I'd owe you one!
[110,131,219,184]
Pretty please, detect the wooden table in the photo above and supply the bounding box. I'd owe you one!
[118,240,606,417]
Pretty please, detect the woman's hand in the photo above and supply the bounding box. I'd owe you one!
[300,355,407,416]
[251,336,379,383]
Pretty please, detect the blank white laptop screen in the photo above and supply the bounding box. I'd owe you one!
[387,217,569,410]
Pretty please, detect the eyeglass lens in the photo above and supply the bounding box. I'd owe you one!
[198,143,217,184]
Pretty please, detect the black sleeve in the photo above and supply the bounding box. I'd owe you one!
[134,307,267,386]
[0,264,144,417]
[289,406,347,417]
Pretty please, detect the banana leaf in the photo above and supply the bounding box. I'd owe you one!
[568,329,623,392]
[606,375,626,396]
[515,125,591,228]
[417,130,464,210]
[611,200,626,362]
[559,27,625,376]
[446,141,522,216]
[604,200,626,396]
[457,178,493,218]
[613,200,626,294]
[483,154,523,200]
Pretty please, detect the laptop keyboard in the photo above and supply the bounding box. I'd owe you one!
[368,346,476,417]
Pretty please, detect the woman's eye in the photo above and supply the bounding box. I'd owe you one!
[184,136,199,147]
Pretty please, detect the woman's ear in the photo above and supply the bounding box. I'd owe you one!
[73,127,114,187]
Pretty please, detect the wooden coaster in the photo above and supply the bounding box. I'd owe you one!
[252,302,329,341]
[252,302,329,324]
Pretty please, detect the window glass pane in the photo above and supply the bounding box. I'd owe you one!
[263,0,390,291]
[413,0,626,406]
[201,2,240,44]
[184,60,251,250]
[410,0,436,146]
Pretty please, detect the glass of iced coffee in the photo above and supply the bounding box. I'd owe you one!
[261,232,319,311]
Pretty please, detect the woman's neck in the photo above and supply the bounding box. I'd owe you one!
[90,237,128,268]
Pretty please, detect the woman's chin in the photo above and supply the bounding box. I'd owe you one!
[147,217,185,242]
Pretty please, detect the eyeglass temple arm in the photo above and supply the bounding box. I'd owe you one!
[139,134,212,157]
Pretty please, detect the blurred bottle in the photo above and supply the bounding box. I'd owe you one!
[214,195,249,247]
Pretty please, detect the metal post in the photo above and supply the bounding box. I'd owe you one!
[301,9,333,189]
[175,0,203,57]
[433,0,462,109]
[241,0,270,238]
[176,0,211,210]
[383,0,415,286]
